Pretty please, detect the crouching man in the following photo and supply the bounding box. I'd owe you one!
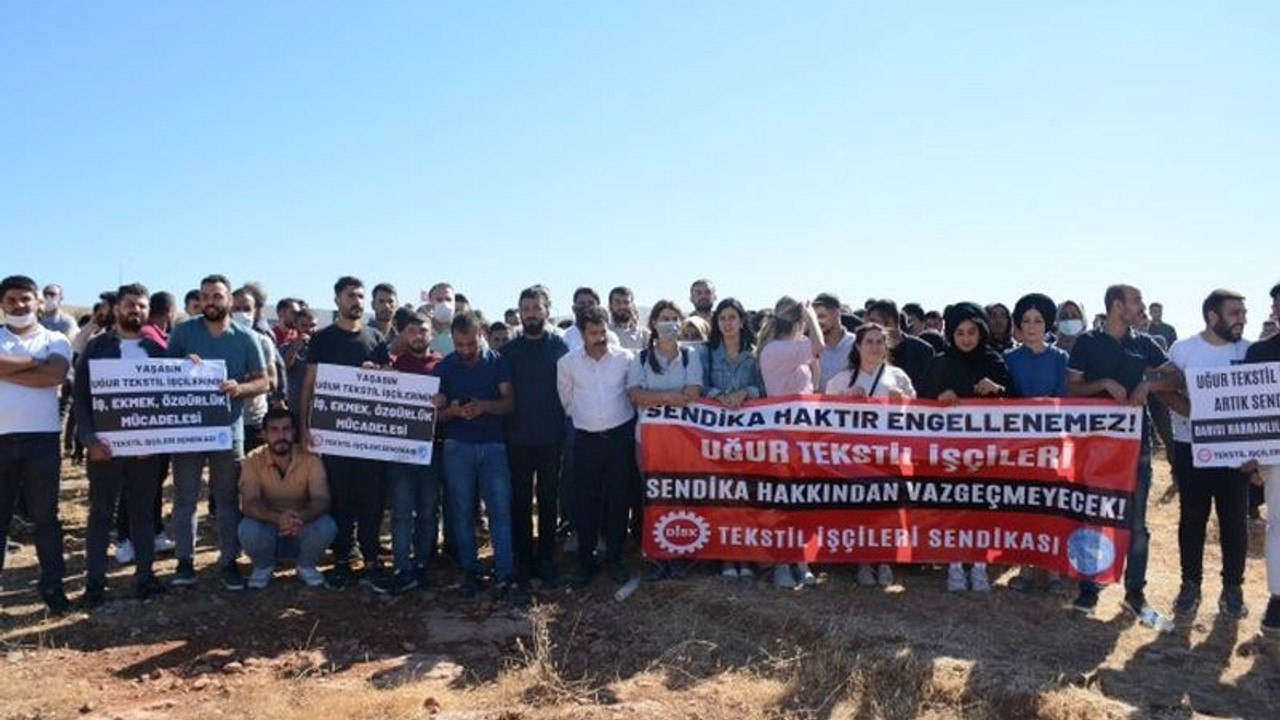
[237,407,336,588]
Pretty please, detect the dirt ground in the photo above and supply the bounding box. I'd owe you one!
[1,455,1278,720]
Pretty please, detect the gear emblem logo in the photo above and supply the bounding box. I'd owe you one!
[652,511,711,554]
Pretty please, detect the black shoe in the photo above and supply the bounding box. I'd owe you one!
[1262,596,1280,634]
[412,565,432,590]
[1173,583,1201,616]
[1219,585,1248,619]
[497,580,530,607]
[41,588,71,615]
[390,571,420,595]
[1071,587,1099,615]
[326,563,352,591]
[82,583,108,610]
[220,563,246,591]
[459,573,480,599]
[566,566,596,589]
[363,567,393,595]
[170,559,197,587]
[536,560,560,588]
[135,574,168,601]
[606,562,631,586]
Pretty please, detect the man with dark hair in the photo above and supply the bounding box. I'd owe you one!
[300,276,388,590]
[426,282,456,355]
[1067,283,1183,628]
[240,281,273,338]
[608,286,649,351]
[233,287,284,450]
[504,286,570,588]
[0,274,73,612]
[557,305,636,589]
[1159,289,1251,620]
[142,291,176,348]
[273,297,303,347]
[238,407,336,589]
[864,299,936,390]
[282,308,318,413]
[564,287,617,352]
[371,283,399,339]
[488,322,510,350]
[436,312,522,603]
[690,279,716,322]
[167,273,269,590]
[1148,302,1178,349]
[504,308,519,327]
[72,290,118,356]
[902,303,926,336]
[183,289,202,318]
[1246,281,1280,632]
[73,283,169,606]
[814,293,854,390]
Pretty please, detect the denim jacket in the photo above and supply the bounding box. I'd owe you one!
[700,344,764,400]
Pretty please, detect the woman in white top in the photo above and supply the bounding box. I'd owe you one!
[825,322,915,588]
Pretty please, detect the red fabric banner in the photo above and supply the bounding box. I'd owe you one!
[640,395,1141,583]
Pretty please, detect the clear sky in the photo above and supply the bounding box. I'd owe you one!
[3,1,1277,333]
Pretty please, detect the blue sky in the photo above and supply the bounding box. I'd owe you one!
[3,1,1277,333]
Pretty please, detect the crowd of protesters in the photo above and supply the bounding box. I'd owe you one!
[2,272,1279,638]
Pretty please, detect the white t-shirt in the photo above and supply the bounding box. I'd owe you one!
[119,338,149,360]
[0,325,73,434]
[825,364,916,399]
[1167,332,1251,443]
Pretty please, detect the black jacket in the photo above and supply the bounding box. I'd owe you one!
[72,331,168,446]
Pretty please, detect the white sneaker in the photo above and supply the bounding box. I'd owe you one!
[153,532,176,554]
[296,566,325,588]
[247,566,272,590]
[876,564,894,587]
[969,564,990,592]
[738,566,755,581]
[946,563,967,592]
[773,564,796,589]
[720,563,739,580]
[857,564,877,587]
[796,562,817,587]
[114,539,135,565]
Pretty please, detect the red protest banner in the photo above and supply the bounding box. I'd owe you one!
[640,395,1142,583]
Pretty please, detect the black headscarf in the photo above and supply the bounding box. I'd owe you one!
[1012,293,1057,330]
[923,302,1011,399]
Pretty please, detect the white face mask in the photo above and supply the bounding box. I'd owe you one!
[43,298,60,312]
[433,301,455,323]
[1057,319,1085,337]
[232,311,254,328]
[5,312,37,330]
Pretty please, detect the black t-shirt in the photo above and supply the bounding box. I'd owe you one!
[1067,328,1168,394]
[307,324,385,368]
[1245,335,1280,364]
[891,334,937,390]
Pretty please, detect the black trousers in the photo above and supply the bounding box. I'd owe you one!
[323,455,386,566]
[1173,442,1249,587]
[88,456,162,584]
[116,455,167,540]
[573,424,634,572]
[507,443,562,579]
[0,433,65,594]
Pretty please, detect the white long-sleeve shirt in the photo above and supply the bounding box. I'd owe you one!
[556,345,635,432]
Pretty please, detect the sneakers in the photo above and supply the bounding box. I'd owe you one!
[1262,596,1280,634]
[247,566,272,590]
[220,563,246,591]
[390,570,420,595]
[362,567,393,595]
[721,563,740,580]
[773,564,796,589]
[82,582,108,610]
[135,574,168,600]
[114,538,135,565]
[876,564,893,587]
[856,564,877,588]
[946,563,967,592]
[797,563,817,587]
[170,559,197,587]
[1123,592,1174,632]
[1172,583,1201,616]
[969,564,990,593]
[297,566,326,588]
[153,532,176,554]
[41,588,71,615]
[1071,586,1099,615]
[326,563,352,590]
[1218,585,1248,619]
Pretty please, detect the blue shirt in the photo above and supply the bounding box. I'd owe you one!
[437,348,513,444]
[701,344,763,399]
[502,332,569,446]
[167,317,266,439]
[1004,345,1069,398]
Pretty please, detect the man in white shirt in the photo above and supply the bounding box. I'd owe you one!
[562,287,618,351]
[557,305,635,588]
[0,275,73,613]
[607,286,649,351]
[1159,289,1253,620]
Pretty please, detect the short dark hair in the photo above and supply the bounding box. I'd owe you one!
[455,293,470,307]
[488,321,509,335]
[276,297,300,313]
[1103,284,1131,314]
[813,293,842,311]
[184,289,201,305]
[1269,282,1280,302]
[395,308,427,332]
[1149,302,1163,311]
[150,291,174,317]
[99,290,119,308]
[572,286,600,305]
[200,274,231,290]
[372,282,397,298]
[902,303,925,322]
[334,276,363,295]
[1202,289,1245,322]
[924,310,942,321]
[0,275,39,296]
[576,304,609,331]
[609,285,633,302]
[450,311,482,336]
[865,298,899,322]
[296,307,318,322]
[241,281,267,309]
[690,278,714,292]
[117,283,149,302]
[263,406,296,429]
[519,284,551,308]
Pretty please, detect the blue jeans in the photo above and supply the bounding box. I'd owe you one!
[387,458,441,576]
[171,437,244,566]
[1081,447,1153,598]
[237,515,337,570]
[442,440,514,580]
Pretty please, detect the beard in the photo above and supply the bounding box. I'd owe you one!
[202,304,228,322]
[408,339,428,355]
[118,315,144,333]
[269,439,292,456]
[1212,320,1243,343]
[610,311,632,326]
[343,304,364,320]
[694,300,712,313]
[521,317,544,336]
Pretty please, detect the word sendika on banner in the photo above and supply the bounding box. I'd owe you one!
[307,364,439,465]
[640,396,1142,583]
[1188,361,1280,467]
[89,358,232,455]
